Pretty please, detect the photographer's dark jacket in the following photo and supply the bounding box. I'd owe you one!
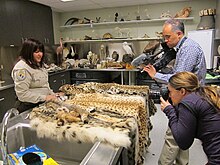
[163,93,220,165]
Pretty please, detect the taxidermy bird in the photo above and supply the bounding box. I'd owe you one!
[122,42,134,55]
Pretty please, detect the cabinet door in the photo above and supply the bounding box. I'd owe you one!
[0,0,7,45]
[71,71,110,84]
[0,0,54,46]
[20,1,54,45]
[49,74,61,92]
[49,71,71,92]
[0,87,16,121]
[2,0,23,46]
[19,0,36,42]
[33,4,54,45]
[60,71,71,85]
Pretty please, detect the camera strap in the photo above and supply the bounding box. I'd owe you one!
[176,36,187,53]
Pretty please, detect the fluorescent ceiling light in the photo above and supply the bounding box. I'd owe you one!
[60,0,75,2]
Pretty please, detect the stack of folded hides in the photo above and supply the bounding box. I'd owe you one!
[29,82,157,165]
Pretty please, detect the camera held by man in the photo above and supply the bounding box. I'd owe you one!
[142,42,177,72]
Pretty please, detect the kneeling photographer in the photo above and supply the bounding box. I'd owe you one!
[160,71,220,165]
[143,18,207,165]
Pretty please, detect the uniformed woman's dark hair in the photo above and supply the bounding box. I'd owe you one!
[19,38,45,69]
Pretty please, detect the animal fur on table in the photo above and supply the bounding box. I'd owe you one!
[29,98,137,148]
[30,82,157,165]
[59,82,157,116]
[59,82,157,163]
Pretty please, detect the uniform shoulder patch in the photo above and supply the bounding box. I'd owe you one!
[16,69,26,81]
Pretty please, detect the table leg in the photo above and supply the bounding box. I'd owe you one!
[121,71,124,85]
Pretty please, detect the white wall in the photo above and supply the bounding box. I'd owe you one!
[52,0,216,44]
[52,11,61,44]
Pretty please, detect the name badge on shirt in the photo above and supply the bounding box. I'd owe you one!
[16,69,26,81]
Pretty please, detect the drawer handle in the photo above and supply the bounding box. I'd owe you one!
[76,73,87,78]
[60,74,65,77]
[0,98,5,102]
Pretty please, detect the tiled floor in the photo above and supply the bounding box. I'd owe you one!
[144,104,208,165]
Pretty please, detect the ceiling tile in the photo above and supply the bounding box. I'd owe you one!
[30,0,191,12]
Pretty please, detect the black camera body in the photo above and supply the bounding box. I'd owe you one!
[149,86,169,103]
[160,87,169,101]
[142,42,176,71]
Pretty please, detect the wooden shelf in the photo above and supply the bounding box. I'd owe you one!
[63,37,160,43]
[60,17,194,29]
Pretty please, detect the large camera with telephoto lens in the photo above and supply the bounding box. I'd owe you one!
[142,42,176,71]
[149,86,169,103]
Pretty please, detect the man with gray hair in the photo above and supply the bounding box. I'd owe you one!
[144,19,206,165]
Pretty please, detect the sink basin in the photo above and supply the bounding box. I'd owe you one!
[0,111,124,165]
[6,123,93,165]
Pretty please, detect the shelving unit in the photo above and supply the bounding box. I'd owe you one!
[60,17,194,29]
[63,37,160,43]
[60,17,194,43]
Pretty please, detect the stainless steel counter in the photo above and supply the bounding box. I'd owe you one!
[0,83,14,91]
[1,110,125,165]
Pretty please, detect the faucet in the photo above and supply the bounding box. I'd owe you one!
[1,108,19,164]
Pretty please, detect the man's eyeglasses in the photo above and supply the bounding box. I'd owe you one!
[163,35,171,40]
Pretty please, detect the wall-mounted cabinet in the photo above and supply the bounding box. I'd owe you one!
[0,0,54,46]
[0,1,7,46]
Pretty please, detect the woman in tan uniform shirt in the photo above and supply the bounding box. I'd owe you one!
[12,38,58,113]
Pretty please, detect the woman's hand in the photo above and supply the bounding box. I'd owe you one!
[55,92,65,97]
[143,64,156,79]
[160,97,171,111]
[45,95,58,102]
[55,92,67,101]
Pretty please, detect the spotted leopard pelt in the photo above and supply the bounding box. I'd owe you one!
[60,82,157,164]
[60,82,149,96]
[66,93,148,164]
[30,97,137,147]
[59,82,158,164]
[59,82,157,116]
[30,82,157,165]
